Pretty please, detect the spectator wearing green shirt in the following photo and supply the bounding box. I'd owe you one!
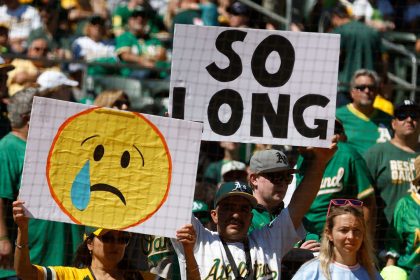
[248,149,297,232]
[115,7,167,79]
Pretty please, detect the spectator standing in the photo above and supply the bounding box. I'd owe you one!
[172,140,336,279]
[296,120,376,238]
[0,0,42,53]
[330,4,383,104]
[0,88,84,279]
[385,159,420,274]
[6,37,60,96]
[248,149,297,232]
[336,69,392,155]
[365,100,420,257]
[292,201,382,279]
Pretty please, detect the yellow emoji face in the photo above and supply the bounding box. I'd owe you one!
[47,108,172,229]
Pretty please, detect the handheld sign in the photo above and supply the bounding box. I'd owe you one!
[169,25,340,147]
[19,97,203,238]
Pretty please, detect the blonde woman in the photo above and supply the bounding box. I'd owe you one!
[292,199,382,280]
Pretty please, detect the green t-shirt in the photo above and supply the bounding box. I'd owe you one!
[115,31,163,76]
[0,133,25,277]
[336,104,392,155]
[296,142,374,236]
[364,141,418,235]
[332,20,382,92]
[249,204,282,233]
[388,193,420,272]
[0,133,84,277]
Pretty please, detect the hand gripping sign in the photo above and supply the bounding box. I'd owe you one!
[19,97,202,237]
[169,25,340,147]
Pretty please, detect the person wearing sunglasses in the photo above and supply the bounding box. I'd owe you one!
[336,69,393,156]
[12,200,151,280]
[248,149,297,232]
[172,139,337,279]
[364,100,420,255]
[292,199,382,280]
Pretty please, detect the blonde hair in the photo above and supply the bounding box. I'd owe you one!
[94,90,126,108]
[319,205,377,280]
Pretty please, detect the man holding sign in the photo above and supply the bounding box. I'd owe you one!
[173,143,336,279]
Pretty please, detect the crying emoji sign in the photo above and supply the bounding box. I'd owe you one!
[46,107,172,229]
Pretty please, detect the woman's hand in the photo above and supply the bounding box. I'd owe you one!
[300,240,321,252]
[12,201,29,230]
[176,224,196,253]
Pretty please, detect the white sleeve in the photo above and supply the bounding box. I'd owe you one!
[170,215,204,260]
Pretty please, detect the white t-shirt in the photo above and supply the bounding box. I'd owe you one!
[72,36,116,61]
[172,208,305,280]
[292,258,383,280]
[0,4,41,40]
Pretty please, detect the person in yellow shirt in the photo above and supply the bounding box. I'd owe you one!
[13,200,154,280]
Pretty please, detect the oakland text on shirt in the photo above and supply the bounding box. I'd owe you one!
[318,167,344,195]
[204,258,277,280]
[141,235,172,267]
[389,159,416,185]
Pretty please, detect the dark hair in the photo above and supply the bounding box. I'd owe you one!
[72,235,144,280]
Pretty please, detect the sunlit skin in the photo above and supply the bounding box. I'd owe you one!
[392,112,420,138]
[211,196,253,242]
[350,75,377,115]
[250,171,292,211]
[327,213,364,266]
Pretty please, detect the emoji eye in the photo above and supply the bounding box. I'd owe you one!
[93,145,104,161]
[121,151,130,168]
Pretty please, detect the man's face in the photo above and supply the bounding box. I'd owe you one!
[392,108,420,139]
[128,15,147,36]
[28,39,48,58]
[350,75,377,108]
[211,196,252,242]
[250,171,292,208]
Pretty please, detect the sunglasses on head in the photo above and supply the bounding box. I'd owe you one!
[354,84,376,92]
[260,171,293,185]
[97,233,130,245]
[327,198,363,217]
[395,111,419,121]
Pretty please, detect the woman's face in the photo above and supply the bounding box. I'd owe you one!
[327,213,364,263]
[88,230,130,266]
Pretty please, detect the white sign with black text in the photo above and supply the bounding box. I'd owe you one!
[169,24,340,147]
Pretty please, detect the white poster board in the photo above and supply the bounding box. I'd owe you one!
[19,97,203,238]
[169,25,340,147]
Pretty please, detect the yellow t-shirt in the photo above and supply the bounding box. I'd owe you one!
[35,265,94,279]
[34,265,156,280]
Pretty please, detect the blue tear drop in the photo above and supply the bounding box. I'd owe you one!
[71,160,91,210]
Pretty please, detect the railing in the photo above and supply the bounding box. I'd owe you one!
[381,38,418,101]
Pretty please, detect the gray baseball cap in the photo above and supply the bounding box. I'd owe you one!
[249,149,297,173]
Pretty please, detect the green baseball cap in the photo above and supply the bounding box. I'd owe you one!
[214,181,257,208]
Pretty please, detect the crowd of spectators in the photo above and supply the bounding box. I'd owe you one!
[0,0,420,279]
